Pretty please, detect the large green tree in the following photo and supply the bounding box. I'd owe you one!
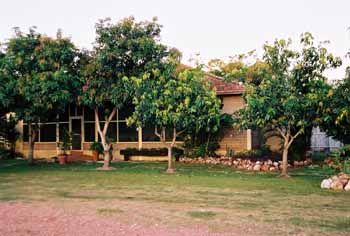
[319,68,350,144]
[1,28,81,164]
[236,33,341,177]
[81,17,173,169]
[129,65,221,173]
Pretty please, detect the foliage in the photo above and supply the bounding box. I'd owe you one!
[328,145,350,174]
[311,151,329,164]
[89,142,104,154]
[235,33,341,176]
[0,28,81,163]
[121,148,183,161]
[182,113,232,158]
[0,114,20,158]
[319,72,350,144]
[58,128,71,155]
[81,16,174,168]
[129,65,222,172]
[0,145,13,160]
[234,145,275,159]
[208,56,271,85]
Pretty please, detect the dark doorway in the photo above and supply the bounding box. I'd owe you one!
[71,118,82,150]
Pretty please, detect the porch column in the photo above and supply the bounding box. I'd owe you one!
[247,129,252,150]
[138,127,142,150]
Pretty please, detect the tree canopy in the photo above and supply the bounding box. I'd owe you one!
[129,65,221,173]
[81,17,176,169]
[0,28,81,163]
[236,33,342,177]
[319,69,350,144]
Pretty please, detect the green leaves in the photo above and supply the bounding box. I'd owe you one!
[236,33,341,143]
[1,28,81,123]
[130,66,221,142]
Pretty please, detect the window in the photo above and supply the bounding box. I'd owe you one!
[84,123,95,142]
[22,124,39,142]
[142,125,159,141]
[98,122,117,142]
[59,123,69,141]
[84,106,95,121]
[119,122,138,142]
[59,107,69,122]
[40,124,57,142]
[118,105,134,121]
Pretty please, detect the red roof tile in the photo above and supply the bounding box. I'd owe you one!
[205,73,245,95]
[177,64,245,95]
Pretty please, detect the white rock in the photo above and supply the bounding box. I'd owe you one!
[253,164,261,171]
[344,181,350,191]
[321,178,332,189]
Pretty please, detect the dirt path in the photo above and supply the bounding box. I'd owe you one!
[0,201,269,236]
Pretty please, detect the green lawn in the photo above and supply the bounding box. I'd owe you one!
[0,159,349,236]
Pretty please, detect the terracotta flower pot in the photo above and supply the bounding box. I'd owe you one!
[58,154,67,165]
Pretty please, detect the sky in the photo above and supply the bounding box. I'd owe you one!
[1,0,349,79]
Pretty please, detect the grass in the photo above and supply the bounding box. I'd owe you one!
[187,210,217,219]
[0,159,349,235]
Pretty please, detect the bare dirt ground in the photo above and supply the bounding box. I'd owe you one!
[0,200,269,236]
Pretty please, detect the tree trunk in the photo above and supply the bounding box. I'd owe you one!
[28,123,35,165]
[166,145,175,173]
[95,107,116,170]
[103,150,111,169]
[280,137,290,178]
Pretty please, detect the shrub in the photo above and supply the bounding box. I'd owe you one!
[121,148,184,161]
[0,145,13,160]
[90,142,104,154]
[311,151,329,164]
[328,145,350,174]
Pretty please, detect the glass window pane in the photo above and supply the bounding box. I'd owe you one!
[23,124,39,142]
[84,106,95,121]
[98,122,117,142]
[40,124,57,142]
[59,123,69,141]
[23,124,28,142]
[142,125,160,141]
[59,107,69,122]
[119,122,138,142]
[84,123,95,142]
[118,104,134,121]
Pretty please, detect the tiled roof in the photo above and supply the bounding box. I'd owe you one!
[206,73,245,95]
[178,64,245,95]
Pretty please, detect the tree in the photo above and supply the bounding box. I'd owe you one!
[129,65,221,173]
[81,17,172,169]
[320,69,350,144]
[236,33,341,177]
[208,52,271,85]
[1,28,81,164]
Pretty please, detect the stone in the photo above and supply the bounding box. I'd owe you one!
[331,179,344,190]
[320,178,332,189]
[338,173,350,180]
[269,166,276,171]
[253,164,261,171]
[273,162,279,167]
[261,165,269,172]
[339,177,349,186]
[344,181,350,191]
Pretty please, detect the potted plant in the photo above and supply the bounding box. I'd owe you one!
[90,141,103,161]
[57,129,71,165]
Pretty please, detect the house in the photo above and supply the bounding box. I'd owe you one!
[15,71,255,160]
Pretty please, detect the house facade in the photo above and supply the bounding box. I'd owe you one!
[16,73,253,160]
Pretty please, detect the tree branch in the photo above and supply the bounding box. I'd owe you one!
[102,107,117,136]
